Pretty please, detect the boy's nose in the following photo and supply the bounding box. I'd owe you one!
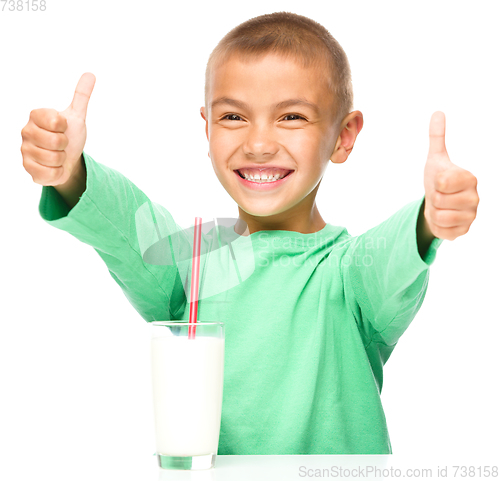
[243,126,279,157]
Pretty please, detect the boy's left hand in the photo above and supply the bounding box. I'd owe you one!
[423,111,479,240]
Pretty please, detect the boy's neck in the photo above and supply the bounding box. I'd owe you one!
[235,203,326,236]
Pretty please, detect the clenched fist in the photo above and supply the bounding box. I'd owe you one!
[20,73,96,187]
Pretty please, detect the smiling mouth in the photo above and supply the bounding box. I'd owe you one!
[235,170,294,181]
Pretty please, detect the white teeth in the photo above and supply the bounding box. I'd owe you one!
[242,172,284,182]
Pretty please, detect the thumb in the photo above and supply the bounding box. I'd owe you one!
[428,111,447,157]
[68,72,96,119]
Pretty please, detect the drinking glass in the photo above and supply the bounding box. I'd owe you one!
[150,321,225,470]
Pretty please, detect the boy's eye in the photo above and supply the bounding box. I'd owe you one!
[221,114,243,121]
[283,114,305,121]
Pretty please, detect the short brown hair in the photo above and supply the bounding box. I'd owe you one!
[204,11,353,130]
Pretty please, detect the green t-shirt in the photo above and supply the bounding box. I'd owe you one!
[39,152,443,455]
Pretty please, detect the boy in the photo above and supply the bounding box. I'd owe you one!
[21,12,479,454]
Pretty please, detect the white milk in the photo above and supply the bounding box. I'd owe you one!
[151,335,225,456]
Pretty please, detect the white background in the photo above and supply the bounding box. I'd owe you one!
[1,0,499,479]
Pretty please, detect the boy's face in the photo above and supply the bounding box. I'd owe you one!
[200,52,354,233]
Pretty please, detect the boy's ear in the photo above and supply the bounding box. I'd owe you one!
[330,111,363,164]
[200,107,209,141]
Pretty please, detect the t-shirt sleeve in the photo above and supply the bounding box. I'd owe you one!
[38,151,188,322]
[342,195,444,350]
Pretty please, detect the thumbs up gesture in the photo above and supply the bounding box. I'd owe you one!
[21,72,96,187]
[423,111,479,240]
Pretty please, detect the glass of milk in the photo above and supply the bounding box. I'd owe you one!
[150,321,225,470]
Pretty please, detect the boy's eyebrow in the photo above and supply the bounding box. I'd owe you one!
[210,96,319,113]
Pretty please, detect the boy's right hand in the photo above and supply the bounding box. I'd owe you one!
[21,72,96,187]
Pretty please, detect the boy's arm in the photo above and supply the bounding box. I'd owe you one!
[416,197,436,261]
[39,151,188,322]
[342,112,479,355]
[342,196,444,351]
[53,154,87,210]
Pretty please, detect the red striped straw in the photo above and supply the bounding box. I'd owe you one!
[188,217,202,339]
